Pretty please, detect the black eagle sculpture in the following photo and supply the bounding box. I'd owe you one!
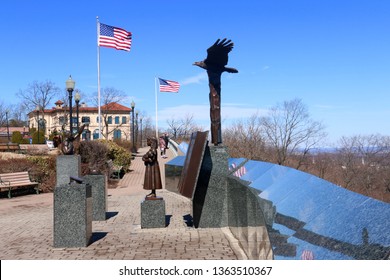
[193,38,238,145]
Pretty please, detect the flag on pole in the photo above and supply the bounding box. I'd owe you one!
[98,23,132,51]
[158,78,180,93]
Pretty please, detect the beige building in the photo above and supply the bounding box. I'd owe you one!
[28,101,132,141]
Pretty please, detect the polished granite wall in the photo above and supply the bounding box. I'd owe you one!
[165,153,390,260]
[237,160,390,260]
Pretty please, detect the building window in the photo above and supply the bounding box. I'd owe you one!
[71,117,78,127]
[115,116,120,124]
[93,129,100,140]
[81,116,90,124]
[82,129,91,141]
[108,116,112,124]
[59,116,66,125]
[113,129,122,139]
[122,116,127,124]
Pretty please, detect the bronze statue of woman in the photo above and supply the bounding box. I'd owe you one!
[142,136,162,198]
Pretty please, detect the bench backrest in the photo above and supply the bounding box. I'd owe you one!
[0,172,33,185]
[0,143,20,148]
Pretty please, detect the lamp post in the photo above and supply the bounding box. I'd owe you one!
[139,116,143,148]
[5,109,10,143]
[66,75,75,136]
[135,110,139,147]
[74,90,81,133]
[36,106,40,144]
[131,100,136,153]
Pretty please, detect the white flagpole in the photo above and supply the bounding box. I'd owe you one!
[155,77,158,139]
[97,16,102,139]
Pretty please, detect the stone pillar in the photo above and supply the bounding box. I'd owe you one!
[56,155,81,187]
[84,174,107,221]
[141,199,166,228]
[193,145,229,228]
[53,182,92,248]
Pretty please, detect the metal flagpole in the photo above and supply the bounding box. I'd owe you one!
[155,77,159,139]
[97,16,102,139]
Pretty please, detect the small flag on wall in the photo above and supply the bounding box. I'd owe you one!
[158,78,180,93]
[98,23,132,51]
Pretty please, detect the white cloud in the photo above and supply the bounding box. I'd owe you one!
[262,65,271,71]
[180,72,208,85]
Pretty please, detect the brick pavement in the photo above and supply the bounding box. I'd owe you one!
[0,147,244,260]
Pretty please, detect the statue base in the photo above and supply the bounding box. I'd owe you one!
[141,199,166,228]
[53,182,92,248]
[193,145,229,228]
[84,174,107,221]
[56,155,81,187]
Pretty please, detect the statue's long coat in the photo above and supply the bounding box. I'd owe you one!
[142,147,162,190]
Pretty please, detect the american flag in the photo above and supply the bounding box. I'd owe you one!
[98,23,132,51]
[158,78,180,93]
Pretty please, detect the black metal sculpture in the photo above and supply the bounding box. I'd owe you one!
[60,124,85,155]
[193,38,238,145]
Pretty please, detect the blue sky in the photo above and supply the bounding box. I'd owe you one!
[1,0,389,144]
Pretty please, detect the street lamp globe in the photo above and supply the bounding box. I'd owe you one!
[65,75,76,136]
[66,75,76,92]
[74,91,81,102]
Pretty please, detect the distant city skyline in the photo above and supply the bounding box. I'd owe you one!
[1,0,389,145]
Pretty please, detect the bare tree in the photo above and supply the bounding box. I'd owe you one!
[223,113,267,160]
[17,80,61,112]
[17,80,61,135]
[11,103,29,126]
[336,134,390,201]
[0,101,6,127]
[166,114,202,141]
[261,98,327,169]
[166,117,183,140]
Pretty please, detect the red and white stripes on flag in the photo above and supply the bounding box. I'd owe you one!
[98,23,132,51]
[158,78,180,93]
[230,163,247,178]
[301,250,314,260]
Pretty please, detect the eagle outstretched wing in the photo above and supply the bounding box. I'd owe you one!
[204,38,234,67]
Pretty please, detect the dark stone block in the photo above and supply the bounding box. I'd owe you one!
[141,199,166,228]
[83,174,107,221]
[193,145,229,228]
[56,155,81,187]
[53,182,92,248]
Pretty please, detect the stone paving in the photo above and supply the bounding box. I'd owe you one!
[0,147,244,260]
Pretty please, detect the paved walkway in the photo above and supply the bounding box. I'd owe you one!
[0,147,244,260]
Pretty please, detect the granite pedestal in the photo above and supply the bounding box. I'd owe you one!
[56,155,81,187]
[53,182,92,248]
[193,145,229,228]
[141,198,166,228]
[83,174,107,221]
